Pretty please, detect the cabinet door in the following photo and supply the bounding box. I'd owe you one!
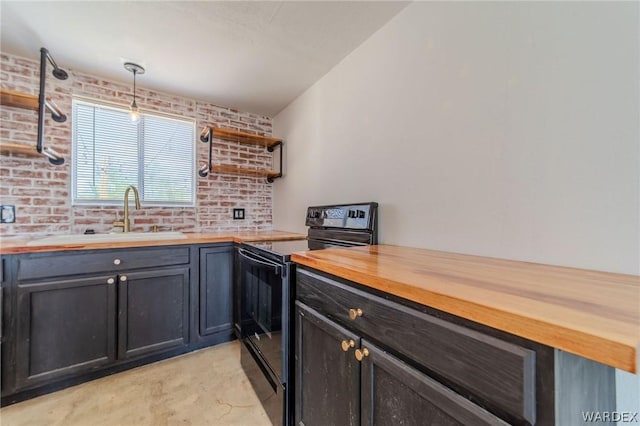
[199,246,233,337]
[118,267,190,359]
[295,301,360,426]
[360,340,508,426]
[15,275,117,389]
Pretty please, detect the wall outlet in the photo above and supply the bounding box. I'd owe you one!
[0,205,16,223]
[233,208,245,220]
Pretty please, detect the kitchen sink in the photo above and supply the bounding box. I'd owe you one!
[27,231,187,246]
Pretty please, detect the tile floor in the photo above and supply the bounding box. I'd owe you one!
[0,341,272,426]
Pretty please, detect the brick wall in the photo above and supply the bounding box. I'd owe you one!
[1,51,274,237]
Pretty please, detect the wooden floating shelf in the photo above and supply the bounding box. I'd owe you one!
[0,51,67,166]
[1,88,39,111]
[211,127,282,149]
[212,164,280,179]
[0,141,40,157]
[199,125,283,181]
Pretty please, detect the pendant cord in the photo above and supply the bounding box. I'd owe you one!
[133,70,137,106]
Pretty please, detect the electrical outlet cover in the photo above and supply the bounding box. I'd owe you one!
[1,205,16,223]
[233,208,245,220]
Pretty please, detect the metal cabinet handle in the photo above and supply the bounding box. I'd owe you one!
[348,308,363,320]
[355,348,369,361]
[107,278,115,285]
[113,259,121,265]
[341,339,355,352]
[120,275,127,282]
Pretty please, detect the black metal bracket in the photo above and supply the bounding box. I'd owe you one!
[198,126,212,177]
[197,126,283,183]
[266,141,283,183]
[37,48,66,165]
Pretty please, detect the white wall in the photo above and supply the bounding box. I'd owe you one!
[273,1,639,412]
[273,1,639,276]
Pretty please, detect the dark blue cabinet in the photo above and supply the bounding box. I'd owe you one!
[198,245,233,343]
[16,275,117,389]
[295,266,553,426]
[118,267,190,360]
[1,245,199,403]
[2,243,237,404]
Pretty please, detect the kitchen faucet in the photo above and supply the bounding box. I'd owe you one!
[113,185,141,233]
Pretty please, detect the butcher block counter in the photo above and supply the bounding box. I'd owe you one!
[0,230,306,255]
[291,244,640,373]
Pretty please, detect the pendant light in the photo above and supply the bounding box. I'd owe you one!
[124,62,145,123]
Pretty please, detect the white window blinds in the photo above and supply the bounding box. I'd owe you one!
[72,99,195,206]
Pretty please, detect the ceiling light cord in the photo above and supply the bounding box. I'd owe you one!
[131,69,139,122]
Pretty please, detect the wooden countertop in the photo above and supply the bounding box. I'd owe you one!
[291,245,640,373]
[0,230,306,255]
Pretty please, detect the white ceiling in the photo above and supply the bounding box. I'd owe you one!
[1,1,409,116]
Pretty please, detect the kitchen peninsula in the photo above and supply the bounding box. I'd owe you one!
[292,245,639,425]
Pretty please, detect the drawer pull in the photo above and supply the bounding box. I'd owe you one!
[113,259,121,265]
[107,278,115,285]
[120,275,127,282]
[341,339,355,352]
[355,348,369,361]
[348,308,363,320]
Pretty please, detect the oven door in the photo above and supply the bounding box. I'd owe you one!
[238,247,284,380]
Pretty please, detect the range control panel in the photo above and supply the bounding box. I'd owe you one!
[305,202,378,230]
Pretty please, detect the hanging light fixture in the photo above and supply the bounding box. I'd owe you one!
[124,62,145,123]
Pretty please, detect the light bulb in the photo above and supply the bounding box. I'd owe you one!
[130,102,140,123]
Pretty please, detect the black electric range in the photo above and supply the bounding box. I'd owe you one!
[237,202,378,426]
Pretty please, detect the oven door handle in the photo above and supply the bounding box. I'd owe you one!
[238,248,282,276]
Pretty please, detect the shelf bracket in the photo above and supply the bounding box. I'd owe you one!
[266,141,283,183]
[198,126,212,177]
[37,47,66,165]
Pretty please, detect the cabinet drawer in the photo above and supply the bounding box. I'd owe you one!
[17,246,190,281]
[297,268,536,424]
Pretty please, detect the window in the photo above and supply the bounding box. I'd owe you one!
[72,99,195,206]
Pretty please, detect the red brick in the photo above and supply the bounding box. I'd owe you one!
[53,207,71,215]
[33,197,65,206]
[10,224,50,233]
[12,169,48,178]
[11,188,52,197]
[1,51,274,237]
[131,218,156,224]
[6,178,33,187]
[1,64,33,77]
[34,215,68,223]
[73,218,103,225]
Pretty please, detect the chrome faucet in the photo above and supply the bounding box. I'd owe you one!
[113,185,141,233]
